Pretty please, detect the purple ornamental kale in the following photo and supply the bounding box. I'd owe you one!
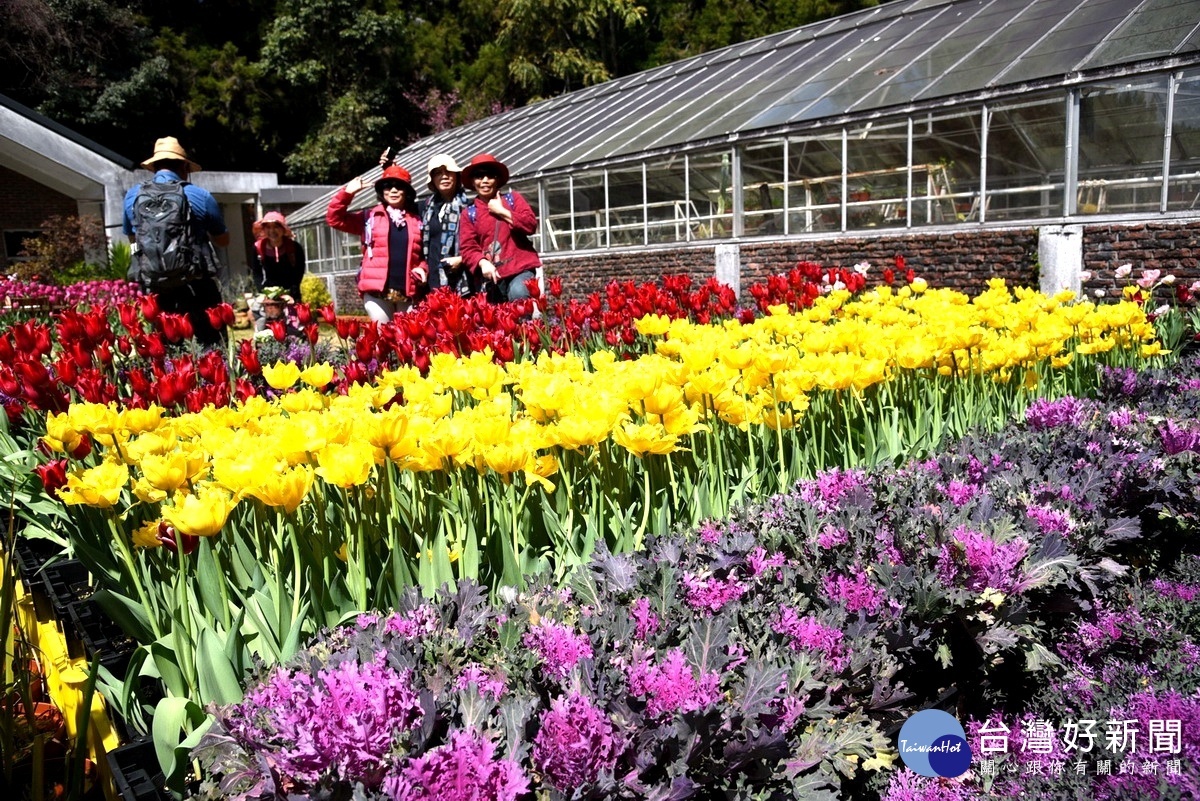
[630,597,661,641]
[772,607,849,673]
[383,729,530,801]
[797,467,871,514]
[681,571,748,615]
[1159,420,1200,455]
[936,527,1029,594]
[625,647,722,720]
[1024,396,1089,430]
[822,569,885,614]
[224,651,423,788]
[524,619,593,680]
[455,663,507,700]
[531,692,623,792]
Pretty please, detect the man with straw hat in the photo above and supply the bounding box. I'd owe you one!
[122,136,229,345]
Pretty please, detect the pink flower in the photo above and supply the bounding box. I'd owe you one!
[626,648,722,720]
[384,729,529,801]
[524,620,593,680]
[532,693,622,792]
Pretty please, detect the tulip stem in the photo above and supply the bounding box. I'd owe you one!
[109,515,163,641]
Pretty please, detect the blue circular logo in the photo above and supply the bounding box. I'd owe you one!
[897,709,972,777]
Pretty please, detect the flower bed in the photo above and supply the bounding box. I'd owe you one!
[189,357,1200,800]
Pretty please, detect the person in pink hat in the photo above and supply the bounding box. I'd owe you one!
[458,153,541,305]
[326,165,427,322]
[250,211,306,303]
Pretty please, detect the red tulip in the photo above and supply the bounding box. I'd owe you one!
[237,339,261,375]
[267,320,286,341]
[34,459,69,499]
[139,294,161,322]
[157,522,199,555]
[319,304,337,324]
[295,304,313,326]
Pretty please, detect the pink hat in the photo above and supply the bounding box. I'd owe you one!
[252,210,293,240]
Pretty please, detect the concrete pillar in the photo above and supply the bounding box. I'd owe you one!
[715,243,741,299]
[1038,224,1083,295]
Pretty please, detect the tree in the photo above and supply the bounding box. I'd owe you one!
[497,0,647,99]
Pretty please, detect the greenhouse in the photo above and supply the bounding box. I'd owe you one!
[288,0,1200,284]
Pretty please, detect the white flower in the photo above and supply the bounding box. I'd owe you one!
[1078,270,1092,282]
[1153,304,1169,317]
[1114,264,1133,279]
[1162,274,1176,285]
[1094,289,1106,298]
[853,261,870,275]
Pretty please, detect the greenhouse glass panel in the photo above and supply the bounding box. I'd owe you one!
[1077,75,1169,215]
[787,134,843,233]
[910,109,984,226]
[571,173,608,249]
[645,156,688,245]
[845,121,910,230]
[741,141,785,237]
[507,180,541,250]
[921,1,1068,99]
[1080,0,1200,68]
[543,176,573,253]
[607,166,646,247]
[1169,69,1200,212]
[689,150,734,240]
[986,94,1067,221]
[1000,0,1141,85]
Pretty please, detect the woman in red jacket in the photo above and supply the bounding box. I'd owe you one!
[326,166,426,322]
[458,153,541,304]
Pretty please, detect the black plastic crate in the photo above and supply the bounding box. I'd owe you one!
[68,598,137,679]
[40,559,92,618]
[107,737,170,801]
[11,535,66,596]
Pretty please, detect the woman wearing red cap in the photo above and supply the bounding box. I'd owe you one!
[326,165,427,322]
[458,153,541,305]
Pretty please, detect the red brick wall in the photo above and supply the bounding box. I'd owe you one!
[323,219,1200,312]
[1081,221,1200,300]
[542,227,1040,302]
[0,165,77,265]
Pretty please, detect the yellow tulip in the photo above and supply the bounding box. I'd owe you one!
[262,361,302,390]
[58,461,128,508]
[132,477,168,504]
[139,451,191,492]
[119,406,165,435]
[612,419,678,458]
[131,519,163,549]
[634,313,671,337]
[299,363,335,389]
[315,441,376,488]
[162,485,234,538]
[67,402,119,436]
[248,464,315,513]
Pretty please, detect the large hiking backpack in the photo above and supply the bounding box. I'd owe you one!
[129,181,214,290]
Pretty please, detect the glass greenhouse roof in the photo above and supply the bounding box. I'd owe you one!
[289,0,1200,224]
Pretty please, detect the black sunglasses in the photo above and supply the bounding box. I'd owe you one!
[378,181,407,191]
[472,168,501,179]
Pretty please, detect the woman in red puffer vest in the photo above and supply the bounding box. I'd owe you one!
[326,165,427,323]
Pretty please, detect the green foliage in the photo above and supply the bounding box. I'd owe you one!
[300,274,333,309]
[12,215,108,284]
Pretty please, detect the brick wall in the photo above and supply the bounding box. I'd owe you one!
[321,219,1200,312]
[543,227,1041,302]
[0,165,77,266]
[1081,220,1200,300]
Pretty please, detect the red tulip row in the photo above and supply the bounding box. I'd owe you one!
[0,260,902,420]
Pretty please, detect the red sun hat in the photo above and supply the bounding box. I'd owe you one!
[461,153,510,187]
[252,210,293,240]
[374,166,415,194]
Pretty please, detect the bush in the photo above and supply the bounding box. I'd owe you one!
[13,215,115,284]
[300,274,332,309]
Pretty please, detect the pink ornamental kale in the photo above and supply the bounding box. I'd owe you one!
[226,651,423,787]
[524,619,593,680]
[532,692,623,792]
[772,607,849,673]
[682,571,748,615]
[822,569,885,614]
[626,648,722,720]
[936,527,1028,593]
[629,597,661,640]
[1024,396,1088,430]
[455,663,507,700]
[383,729,529,801]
